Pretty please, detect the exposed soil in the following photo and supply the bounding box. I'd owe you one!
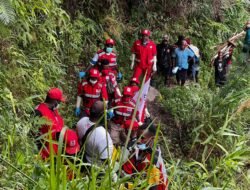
[147,86,188,159]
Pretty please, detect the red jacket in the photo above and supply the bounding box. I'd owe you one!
[77,79,108,111]
[112,100,135,125]
[35,103,64,138]
[98,49,117,68]
[131,40,157,69]
[100,71,121,103]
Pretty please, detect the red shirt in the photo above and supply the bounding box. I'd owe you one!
[100,71,122,102]
[35,103,64,138]
[77,80,108,110]
[131,39,157,69]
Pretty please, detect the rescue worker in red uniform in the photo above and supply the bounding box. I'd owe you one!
[35,88,65,148]
[130,29,157,81]
[112,86,136,125]
[75,68,108,117]
[127,77,151,125]
[100,59,122,107]
[122,125,168,189]
[93,39,118,74]
[108,87,137,145]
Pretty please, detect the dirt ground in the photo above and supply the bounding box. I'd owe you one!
[147,86,185,158]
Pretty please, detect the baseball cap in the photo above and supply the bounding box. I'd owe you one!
[64,129,80,155]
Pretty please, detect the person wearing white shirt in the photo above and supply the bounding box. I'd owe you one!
[76,101,113,165]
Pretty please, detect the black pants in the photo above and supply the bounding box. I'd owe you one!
[164,66,172,85]
[176,69,187,86]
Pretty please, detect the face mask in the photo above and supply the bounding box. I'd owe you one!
[137,143,148,151]
[106,47,113,53]
[89,79,97,85]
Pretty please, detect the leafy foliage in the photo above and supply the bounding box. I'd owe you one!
[0,0,15,25]
[0,0,249,189]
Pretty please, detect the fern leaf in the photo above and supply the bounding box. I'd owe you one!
[0,0,15,25]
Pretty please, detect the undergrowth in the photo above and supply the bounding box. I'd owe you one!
[0,0,249,189]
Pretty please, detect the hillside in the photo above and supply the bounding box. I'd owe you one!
[0,0,250,189]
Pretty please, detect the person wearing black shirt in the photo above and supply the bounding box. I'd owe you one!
[157,34,173,86]
[213,51,227,86]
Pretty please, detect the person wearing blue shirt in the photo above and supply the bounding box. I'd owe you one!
[172,40,195,86]
[243,21,250,64]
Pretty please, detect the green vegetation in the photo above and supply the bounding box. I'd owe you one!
[0,0,249,189]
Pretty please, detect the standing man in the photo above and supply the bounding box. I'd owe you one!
[34,88,65,148]
[186,38,201,83]
[100,59,122,107]
[213,50,227,87]
[109,87,137,146]
[130,29,157,81]
[243,20,250,64]
[93,39,118,76]
[75,68,108,117]
[79,38,122,80]
[157,34,173,86]
[172,40,195,86]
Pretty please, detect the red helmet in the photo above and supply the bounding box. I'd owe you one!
[123,86,133,96]
[105,39,115,45]
[141,29,151,36]
[130,77,140,85]
[89,68,100,78]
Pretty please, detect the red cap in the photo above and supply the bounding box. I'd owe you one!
[123,120,139,131]
[89,68,100,78]
[141,29,151,36]
[64,129,80,155]
[123,86,133,96]
[105,39,115,45]
[130,77,140,85]
[47,88,66,102]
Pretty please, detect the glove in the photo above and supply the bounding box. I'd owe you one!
[79,71,86,79]
[117,72,122,81]
[107,109,114,119]
[75,107,81,116]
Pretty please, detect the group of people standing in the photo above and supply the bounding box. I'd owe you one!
[33,22,250,188]
[34,29,169,189]
[157,35,201,86]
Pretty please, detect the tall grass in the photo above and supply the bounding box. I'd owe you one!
[0,0,250,189]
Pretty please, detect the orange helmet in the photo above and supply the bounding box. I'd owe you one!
[89,68,100,78]
[141,29,151,36]
[105,39,115,45]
